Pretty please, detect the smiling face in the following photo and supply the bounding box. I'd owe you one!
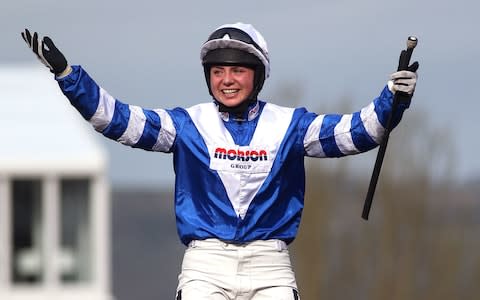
[209,65,255,107]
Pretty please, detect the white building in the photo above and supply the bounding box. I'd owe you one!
[0,64,112,300]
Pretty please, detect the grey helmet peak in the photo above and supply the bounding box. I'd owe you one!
[201,22,270,78]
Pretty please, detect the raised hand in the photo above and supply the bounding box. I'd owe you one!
[388,62,419,96]
[21,28,70,76]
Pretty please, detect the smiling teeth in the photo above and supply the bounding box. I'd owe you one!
[223,89,238,94]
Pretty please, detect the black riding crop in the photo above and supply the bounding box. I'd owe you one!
[361,36,418,220]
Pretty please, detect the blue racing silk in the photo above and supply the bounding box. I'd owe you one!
[57,65,405,245]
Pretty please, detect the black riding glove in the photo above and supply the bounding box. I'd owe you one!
[21,28,70,76]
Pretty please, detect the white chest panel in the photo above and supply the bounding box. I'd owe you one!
[186,103,294,218]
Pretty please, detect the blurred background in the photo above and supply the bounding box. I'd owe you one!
[1,0,479,299]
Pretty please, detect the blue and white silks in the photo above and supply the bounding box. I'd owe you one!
[58,65,406,245]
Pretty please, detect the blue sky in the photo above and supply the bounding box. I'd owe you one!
[1,0,478,186]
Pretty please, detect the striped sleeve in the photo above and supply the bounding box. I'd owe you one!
[57,65,176,152]
[304,86,402,158]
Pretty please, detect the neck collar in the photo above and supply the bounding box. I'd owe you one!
[217,100,260,122]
